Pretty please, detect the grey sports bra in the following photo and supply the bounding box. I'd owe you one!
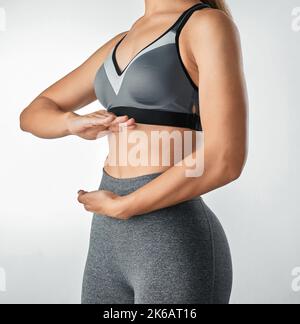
[94,3,210,131]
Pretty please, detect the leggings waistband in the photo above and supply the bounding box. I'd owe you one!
[100,168,201,202]
[99,168,164,196]
[102,168,164,183]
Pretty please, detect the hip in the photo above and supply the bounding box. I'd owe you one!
[90,168,230,255]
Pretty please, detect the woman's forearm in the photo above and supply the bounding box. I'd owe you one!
[123,148,245,218]
[20,96,76,139]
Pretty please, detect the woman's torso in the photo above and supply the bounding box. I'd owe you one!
[104,124,198,179]
[94,3,210,178]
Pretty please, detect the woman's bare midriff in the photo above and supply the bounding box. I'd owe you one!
[104,123,198,179]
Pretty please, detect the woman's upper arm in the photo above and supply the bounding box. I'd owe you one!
[188,9,249,172]
[36,32,127,112]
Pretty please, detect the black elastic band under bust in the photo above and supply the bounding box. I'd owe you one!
[108,106,202,131]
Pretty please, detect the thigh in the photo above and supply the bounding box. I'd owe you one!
[81,215,134,304]
[81,260,134,304]
[133,260,213,304]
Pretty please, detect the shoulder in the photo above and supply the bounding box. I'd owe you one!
[91,31,128,58]
[185,8,240,42]
[98,30,129,52]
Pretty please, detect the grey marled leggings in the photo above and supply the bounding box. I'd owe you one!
[81,169,232,304]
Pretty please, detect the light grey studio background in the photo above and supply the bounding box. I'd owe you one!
[0,0,299,304]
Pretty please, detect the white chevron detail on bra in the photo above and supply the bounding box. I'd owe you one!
[103,30,176,95]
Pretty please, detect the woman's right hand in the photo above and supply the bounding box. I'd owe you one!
[66,110,136,140]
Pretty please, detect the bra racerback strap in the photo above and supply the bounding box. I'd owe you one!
[172,3,211,34]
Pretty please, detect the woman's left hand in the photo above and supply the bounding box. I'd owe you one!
[77,189,132,220]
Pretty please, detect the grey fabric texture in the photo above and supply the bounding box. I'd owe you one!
[81,170,233,304]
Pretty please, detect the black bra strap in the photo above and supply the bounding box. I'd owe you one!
[172,3,211,33]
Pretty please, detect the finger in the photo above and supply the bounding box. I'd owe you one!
[126,124,137,130]
[113,118,135,128]
[109,119,136,132]
[91,110,110,116]
[114,117,135,126]
[85,115,115,127]
[101,115,117,127]
[94,110,116,117]
[77,190,89,204]
[125,118,136,126]
[110,115,129,125]
[91,112,114,120]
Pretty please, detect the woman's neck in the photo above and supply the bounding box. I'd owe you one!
[143,0,200,16]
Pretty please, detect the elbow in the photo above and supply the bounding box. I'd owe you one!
[20,106,36,133]
[225,164,244,183]
[19,108,30,132]
[217,156,247,185]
